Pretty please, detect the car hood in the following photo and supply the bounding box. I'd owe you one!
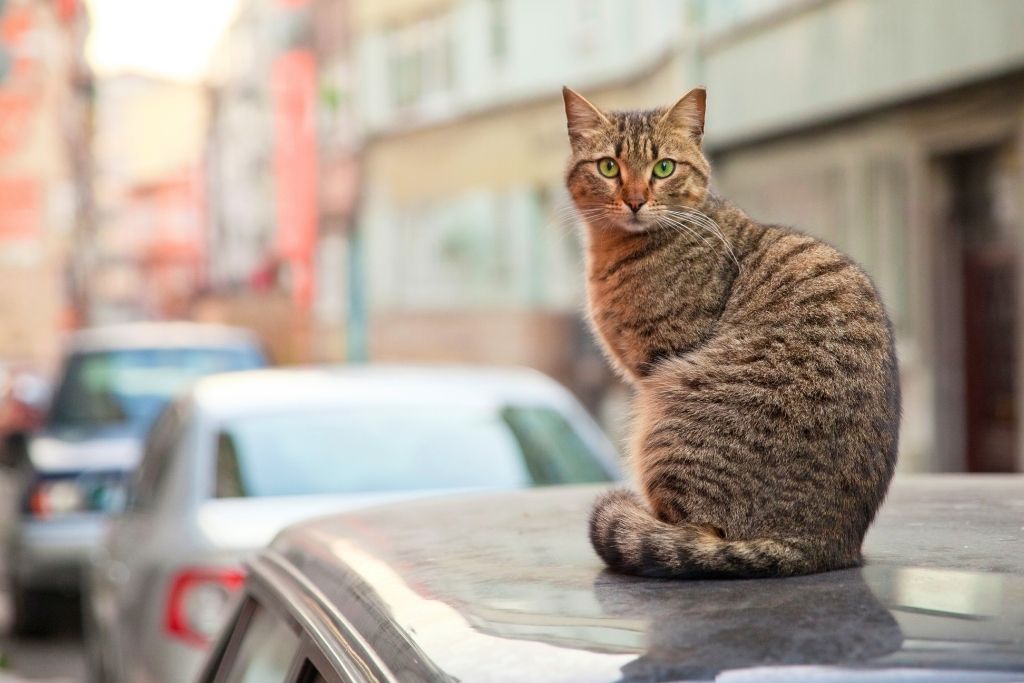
[28,429,142,473]
[197,490,463,552]
[272,477,1024,682]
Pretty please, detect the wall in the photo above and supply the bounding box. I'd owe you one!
[0,0,90,363]
[713,75,1024,472]
[355,0,684,133]
[700,0,1024,149]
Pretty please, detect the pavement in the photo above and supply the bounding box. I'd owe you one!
[0,473,84,683]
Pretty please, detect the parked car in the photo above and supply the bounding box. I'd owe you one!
[84,365,621,683]
[196,475,1024,683]
[1,322,266,636]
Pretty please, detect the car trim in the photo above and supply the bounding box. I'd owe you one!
[199,589,344,683]
[247,550,394,683]
[294,639,346,683]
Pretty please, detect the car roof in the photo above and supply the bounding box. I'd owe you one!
[265,475,1024,682]
[67,322,260,354]
[187,364,581,418]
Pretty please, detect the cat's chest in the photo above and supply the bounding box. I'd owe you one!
[584,265,685,374]
[585,248,685,320]
[587,269,667,321]
[583,243,730,378]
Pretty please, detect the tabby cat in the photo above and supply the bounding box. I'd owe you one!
[562,86,900,578]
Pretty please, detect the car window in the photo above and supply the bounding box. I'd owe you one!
[221,603,300,683]
[211,404,613,498]
[296,663,328,683]
[500,406,612,484]
[126,401,189,512]
[47,346,263,433]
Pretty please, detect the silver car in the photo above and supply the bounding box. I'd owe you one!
[1,322,266,636]
[83,365,621,683]
[197,476,1024,683]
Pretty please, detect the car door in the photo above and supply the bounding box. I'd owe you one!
[94,400,190,680]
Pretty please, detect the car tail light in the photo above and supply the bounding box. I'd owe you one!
[28,479,85,518]
[165,567,246,647]
[24,472,127,519]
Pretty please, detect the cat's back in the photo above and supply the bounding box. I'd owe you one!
[723,222,891,348]
[692,218,900,436]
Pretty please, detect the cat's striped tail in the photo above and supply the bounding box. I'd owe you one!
[589,488,826,579]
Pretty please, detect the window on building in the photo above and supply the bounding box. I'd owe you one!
[866,159,910,331]
[385,14,454,111]
[488,0,508,65]
[387,28,419,109]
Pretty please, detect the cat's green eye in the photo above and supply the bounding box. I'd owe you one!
[652,159,676,179]
[597,158,619,178]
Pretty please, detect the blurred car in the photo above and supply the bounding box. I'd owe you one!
[1,322,266,636]
[83,365,621,683]
[196,476,1024,683]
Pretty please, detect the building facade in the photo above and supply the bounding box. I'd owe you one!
[694,0,1024,472]
[0,0,91,366]
[353,0,688,417]
[203,0,359,363]
[195,0,1024,471]
[89,75,208,322]
[353,0,1024,471]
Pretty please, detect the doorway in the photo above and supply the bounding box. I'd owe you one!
[934,146,1018,472]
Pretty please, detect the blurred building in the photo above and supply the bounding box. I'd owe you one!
[694,0,1024,472]
[89,75,208,322]
[351,0,1023,470]
[0,0,91,366]
[195,0,1023,471]
[353,0,687,413]
[311,0,360,359]
[203,0,358,363]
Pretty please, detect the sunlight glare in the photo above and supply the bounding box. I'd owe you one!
[84,0,242,81]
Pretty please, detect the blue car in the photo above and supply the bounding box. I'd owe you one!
[1,322,266,635]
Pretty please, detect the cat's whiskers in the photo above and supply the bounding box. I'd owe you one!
[660,213,738,271]
[681,209,733,256]
[665,208,741,271]
[669,208,726,244]
[544,204,609,270]
[675,207,739,266]
[551,205,607,227]
[656,215,718,254]
[566,207,621,232]
[549,205,605,232]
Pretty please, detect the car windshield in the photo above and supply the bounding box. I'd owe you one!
[213,404,613,497]
[48,347,264,432]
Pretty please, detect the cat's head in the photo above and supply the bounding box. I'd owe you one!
[562,87,710,234]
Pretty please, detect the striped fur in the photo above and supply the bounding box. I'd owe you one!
[589,490,815,578]
[563,87,900,579]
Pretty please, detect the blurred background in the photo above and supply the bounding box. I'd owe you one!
[0,0,1021,678]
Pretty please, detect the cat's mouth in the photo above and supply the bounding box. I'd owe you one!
[620,215,652,233]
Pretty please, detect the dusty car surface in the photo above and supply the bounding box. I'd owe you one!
[199,475,1024,683]
[86,364,621,683]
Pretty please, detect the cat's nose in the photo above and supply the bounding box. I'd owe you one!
[626,198,647,214]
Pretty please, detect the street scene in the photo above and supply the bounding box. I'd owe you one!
[1,0,1023,681]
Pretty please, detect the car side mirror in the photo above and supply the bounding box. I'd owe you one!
[1,431,28,469]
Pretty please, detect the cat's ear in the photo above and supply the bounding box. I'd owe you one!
[660,87,706,139]
[563,86,609,145]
